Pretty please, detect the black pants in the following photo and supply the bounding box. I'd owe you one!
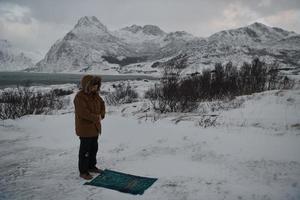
[78,136,98,174]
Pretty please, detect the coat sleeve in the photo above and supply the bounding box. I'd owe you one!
[74,95,99,123]
[99,96,106,119]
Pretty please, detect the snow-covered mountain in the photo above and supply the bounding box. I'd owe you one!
[208,22,296,46]
[34,16,198,73]
[113,25,166,57]
[35,16,135,73]
[168,22,300,74]
[34,16,300,74]
[0,39,36,71]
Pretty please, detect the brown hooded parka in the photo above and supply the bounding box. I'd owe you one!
[74,75,105,137]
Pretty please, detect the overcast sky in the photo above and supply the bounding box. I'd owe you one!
[0,0,300,56]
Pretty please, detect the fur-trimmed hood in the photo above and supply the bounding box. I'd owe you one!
[80,75,102,94]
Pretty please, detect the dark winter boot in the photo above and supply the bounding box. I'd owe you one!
[80,173,93,180]
[88,166,103,173]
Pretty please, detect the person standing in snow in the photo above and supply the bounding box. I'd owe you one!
[73,75,106,180]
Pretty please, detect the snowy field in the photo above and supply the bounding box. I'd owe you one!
[0,81,300,200]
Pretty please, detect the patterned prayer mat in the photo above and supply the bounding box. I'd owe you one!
[84,169,158,195]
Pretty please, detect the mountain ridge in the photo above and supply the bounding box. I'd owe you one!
[0,39,36,71]
[2,16,299,74]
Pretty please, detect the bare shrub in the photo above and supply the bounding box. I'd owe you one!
[196,115,219,128]
[0,87,67,120]
[145,57,294,113]
[145,67,198,113]
[207,98,245,112]
[52,88,73,96]
[105,82,138,105]
[279,76,295,90]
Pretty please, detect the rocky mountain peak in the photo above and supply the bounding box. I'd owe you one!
[121,24,165,36]
[142,25,165,36]
[121,25,143,33]
[74,16,108,31]
[166,31,194,38]
[247,21,295,38]
[0,39,35,71]
[249,22,268,28]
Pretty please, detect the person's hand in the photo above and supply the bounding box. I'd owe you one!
[97,115,102,124]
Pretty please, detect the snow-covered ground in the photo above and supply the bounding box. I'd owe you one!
[0,81,300,200]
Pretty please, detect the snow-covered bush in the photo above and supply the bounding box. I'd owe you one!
[52,88,73,97]
[145,70,198,113]
[105,82,138,105]
[145,57,294,113]
[196,115,219,128]
[206,98,245,112]
[0,87,67,120]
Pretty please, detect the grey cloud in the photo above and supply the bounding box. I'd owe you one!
[239,0,300,15]
[0,0,299,55]
[4,14,32,24]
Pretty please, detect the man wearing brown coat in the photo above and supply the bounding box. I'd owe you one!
[74,75,106,180]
